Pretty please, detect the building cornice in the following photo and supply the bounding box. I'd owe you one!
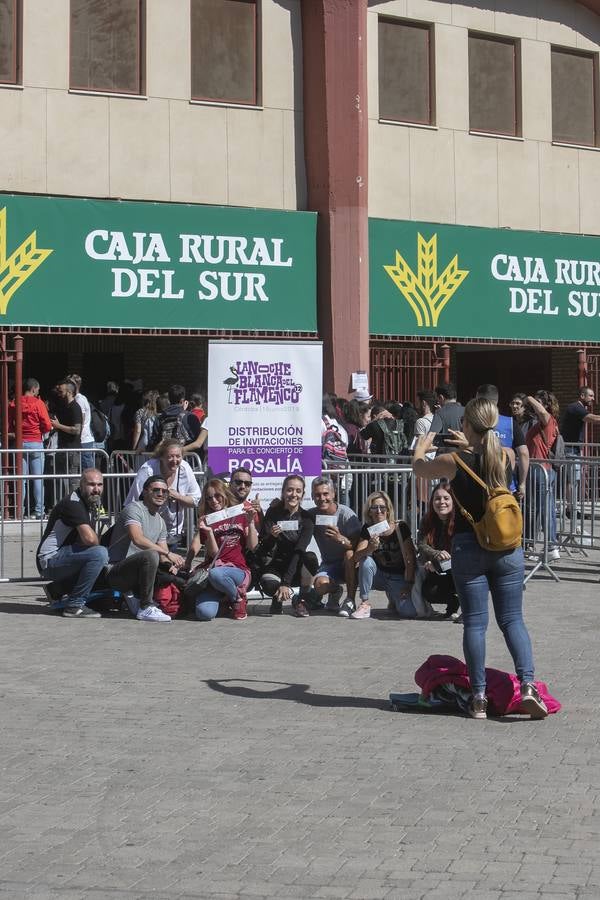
[579,0,600,15]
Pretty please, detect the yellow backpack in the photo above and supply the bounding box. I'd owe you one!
[451,453,522,552]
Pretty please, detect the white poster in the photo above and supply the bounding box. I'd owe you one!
[207,341,323,502]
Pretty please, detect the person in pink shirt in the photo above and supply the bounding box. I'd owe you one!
[11,378,52,518]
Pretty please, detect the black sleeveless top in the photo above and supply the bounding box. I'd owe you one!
[451,450,512,534]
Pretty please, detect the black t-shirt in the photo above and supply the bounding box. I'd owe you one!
[260,504,315,585]
[561,402,588,443]
[451,450,512,534]
[57,399,83,449]
[360,521,411,572]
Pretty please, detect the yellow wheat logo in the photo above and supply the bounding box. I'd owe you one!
[384,233,469,327]
[0,207,53,316]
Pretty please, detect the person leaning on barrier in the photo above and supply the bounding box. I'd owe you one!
[307,476,362,617]
[525,391,560,561]
[106,475,185,623]
[125,438,201,550]
[36,468,108,618]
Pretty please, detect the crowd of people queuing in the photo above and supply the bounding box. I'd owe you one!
[10,373,577,719]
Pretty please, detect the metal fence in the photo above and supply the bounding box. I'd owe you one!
[2,450,600,585]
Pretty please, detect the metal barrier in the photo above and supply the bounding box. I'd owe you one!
[3,453,600,586]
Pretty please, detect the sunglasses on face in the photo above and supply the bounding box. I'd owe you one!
[149,487,168,495]
[232,479,252,486]
[370,504,387,511]
[206,494,224,501]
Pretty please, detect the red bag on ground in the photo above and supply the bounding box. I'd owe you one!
[154,583,183,618]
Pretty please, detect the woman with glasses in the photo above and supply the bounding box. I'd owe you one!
[255,475,319,617]
[184,478,258,621]
[125,438,201,549]
[351,491,417,620]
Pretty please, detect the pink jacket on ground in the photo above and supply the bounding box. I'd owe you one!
[414,654,561,716]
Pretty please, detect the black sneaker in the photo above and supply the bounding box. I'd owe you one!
[468,694,488,719]
[520,683,548,719]
[63,605,101,618]
[338,599,355,618]
[270,598,283,615]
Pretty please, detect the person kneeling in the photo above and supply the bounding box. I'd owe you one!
[107,475,186,622]
[353,491,417,619]
[185,479,258,621]
[256,475,319,617]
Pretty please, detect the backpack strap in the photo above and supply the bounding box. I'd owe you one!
[451,451,489,492]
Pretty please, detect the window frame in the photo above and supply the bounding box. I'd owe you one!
[68,0,145,97]
[377,15,436,127]
[468,31,522,139]
[0,0,22,86]
[190,0,261,108]
[551,45,599,149]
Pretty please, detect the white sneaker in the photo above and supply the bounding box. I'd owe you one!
[548,548,560,561]
[351,602,371,620]
[137,605,171,623]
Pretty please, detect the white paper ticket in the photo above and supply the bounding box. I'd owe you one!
[205,503,246,526]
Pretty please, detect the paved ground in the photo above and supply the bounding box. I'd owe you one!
[0,551,599,900]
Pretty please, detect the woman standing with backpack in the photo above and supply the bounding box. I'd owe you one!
[412,398,549,721]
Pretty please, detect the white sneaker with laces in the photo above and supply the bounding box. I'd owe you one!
[548,548,560,561]
[351,602,371,620]
[137,605,172,623]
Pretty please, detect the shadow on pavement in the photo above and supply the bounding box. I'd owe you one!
[206,678,387,710]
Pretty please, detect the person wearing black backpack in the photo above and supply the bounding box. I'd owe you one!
[360,403,407,462]
[413,398,550,722]
[147,384,202,453]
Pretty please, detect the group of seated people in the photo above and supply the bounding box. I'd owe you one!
[36,439,460,622]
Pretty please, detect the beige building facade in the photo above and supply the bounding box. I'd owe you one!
[2,0,600,407]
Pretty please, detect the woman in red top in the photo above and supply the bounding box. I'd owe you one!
[10,378,53,519]
[185,478,258,621]
[525,391,559,559]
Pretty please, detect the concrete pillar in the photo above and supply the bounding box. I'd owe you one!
[301,0,370,395]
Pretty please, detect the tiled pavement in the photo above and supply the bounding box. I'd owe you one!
[0,554,598,900]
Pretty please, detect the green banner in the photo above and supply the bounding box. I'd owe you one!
[370,218,600,342]
[0,194,317,331]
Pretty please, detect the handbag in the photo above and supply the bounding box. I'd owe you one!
[182,564,211,604]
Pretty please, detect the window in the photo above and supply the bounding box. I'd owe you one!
[191,0,259,106]
[552,47,598,147]
[70,0,144,94]
[0,0,21,85]
[378,17,434,125]
[469,33,520,136]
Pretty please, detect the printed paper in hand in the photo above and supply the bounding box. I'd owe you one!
[368,520,390,537]
[205,503,246,526]
[277,520,299,532]
[315,515,338,527]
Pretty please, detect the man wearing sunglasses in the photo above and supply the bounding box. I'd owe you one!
[229,467,264,528]
[106,475,186,622]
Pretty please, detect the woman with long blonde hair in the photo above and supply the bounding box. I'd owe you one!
[412,397,548,721]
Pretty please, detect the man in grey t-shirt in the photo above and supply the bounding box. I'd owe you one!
[107,475,185,623]
[307,476,362,617]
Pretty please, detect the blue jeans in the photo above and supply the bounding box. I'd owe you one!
[81,441,96,471]
[23,442,44,516]
[40,543,109,608]
[358,556,416,617]
[528,465,557,548]
[451,532,534,694]
[195,565,246,621]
